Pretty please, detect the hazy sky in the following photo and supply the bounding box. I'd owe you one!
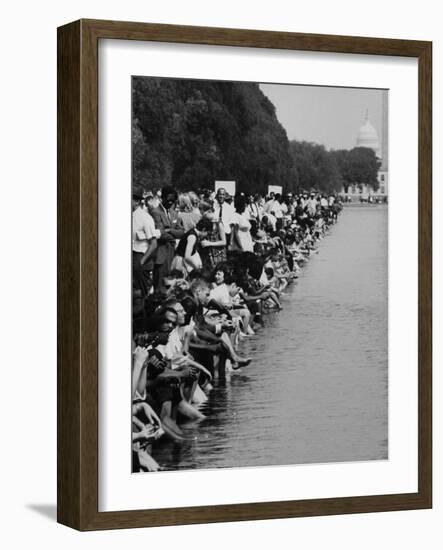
[260,83,385,151]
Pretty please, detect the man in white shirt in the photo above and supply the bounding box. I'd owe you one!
[212,188,235,242]
[246,194,258,221]
[265,193,284,230]
[264,193,275,215]
[246,194,263,233]
[307,193,318,216]
[210,280,231,306]
[132,189,159,296]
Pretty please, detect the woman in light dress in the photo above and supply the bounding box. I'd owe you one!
[229,195,254,253]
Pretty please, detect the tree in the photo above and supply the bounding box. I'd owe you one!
[289,140,342,193]
[332,147,381,192]
[132,77,296,195]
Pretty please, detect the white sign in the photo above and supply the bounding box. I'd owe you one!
[215,180,236,196]
[268,185,283,195]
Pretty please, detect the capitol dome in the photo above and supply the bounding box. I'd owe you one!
[356,110,380,158]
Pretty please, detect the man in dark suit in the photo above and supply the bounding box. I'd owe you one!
[149,186,184,289]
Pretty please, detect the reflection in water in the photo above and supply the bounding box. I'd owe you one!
[152,206,388,471]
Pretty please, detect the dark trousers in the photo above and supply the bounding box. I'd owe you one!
[153,261,170,291]
[132,252,153,297]
[153,244,175,290]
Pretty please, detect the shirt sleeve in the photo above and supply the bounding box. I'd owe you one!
[142,213,156,240]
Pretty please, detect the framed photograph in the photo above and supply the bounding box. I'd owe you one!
[57,19,432,530]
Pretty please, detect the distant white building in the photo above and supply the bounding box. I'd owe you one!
[357,110,381,157]
[343,98,389,201]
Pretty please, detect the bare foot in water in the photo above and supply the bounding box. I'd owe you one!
[232,357,252,370]
[138,449,161,472]
[162,416,197,442]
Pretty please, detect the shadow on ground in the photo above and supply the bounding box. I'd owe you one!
[26,504,57,522]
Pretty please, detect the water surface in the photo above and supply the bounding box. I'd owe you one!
[152,206,388,470]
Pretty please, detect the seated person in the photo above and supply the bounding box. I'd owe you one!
[241,267,282,311]
[156,299,213,409]
[132,401,164,472]
[268,251,296,287]
[284,231,305,266]
[132,345,164,471]
[189,278,252,370]
[136,308,201,439]
[264,266,286,294]
[210,268,255,336]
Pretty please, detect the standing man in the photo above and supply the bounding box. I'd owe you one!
[264,192,275,215]
[265,193,284,230]
[212,188,235,246]
[307,192,318,216]
[246,194,261,234]
[150,186,184,289]
[274,194,285,230]
[132,188,159,297]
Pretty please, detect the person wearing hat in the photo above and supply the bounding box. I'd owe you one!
[132,188,159,296]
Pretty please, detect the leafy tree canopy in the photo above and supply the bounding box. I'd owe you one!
[289,141,342,194]
[132,78,296,195]
[289,141,381,194]
[332,147,381,192]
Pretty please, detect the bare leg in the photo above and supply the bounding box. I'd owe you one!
[159,401,189,441]
[239,308,254,334]
[220,332,251,365]
[279,278,288,292]
[192,384,208,404]
[266,290,282,309]
[138,448,161,472]
[182,380,197,403]
[177,399,205,420]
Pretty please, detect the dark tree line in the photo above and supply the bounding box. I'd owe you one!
[133,77,295,195]
[332,147,381,193]
[132,77,381,195]
[289,141,381,194]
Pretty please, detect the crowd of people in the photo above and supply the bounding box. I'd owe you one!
[132,185,343,472]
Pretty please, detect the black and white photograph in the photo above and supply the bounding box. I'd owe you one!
[131,76,389,473]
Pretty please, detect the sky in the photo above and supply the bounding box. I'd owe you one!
[260,83,386,152]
